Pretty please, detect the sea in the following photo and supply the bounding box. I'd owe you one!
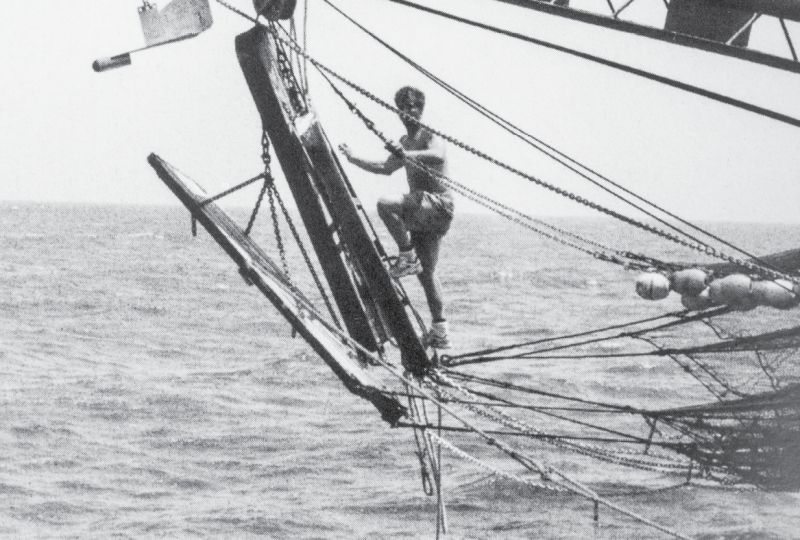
[2,201,800,539]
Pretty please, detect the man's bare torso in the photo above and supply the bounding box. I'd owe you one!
[401,128,449,194]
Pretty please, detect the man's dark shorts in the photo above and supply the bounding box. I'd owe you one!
[401,190,454,236]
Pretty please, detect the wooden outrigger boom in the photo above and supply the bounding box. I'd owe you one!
[148,153,407,425]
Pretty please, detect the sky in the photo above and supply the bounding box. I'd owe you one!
[2,0,800,224]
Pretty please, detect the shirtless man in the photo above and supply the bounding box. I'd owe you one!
[339,86,454,349]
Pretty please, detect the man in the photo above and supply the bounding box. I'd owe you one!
[339,86,454,349]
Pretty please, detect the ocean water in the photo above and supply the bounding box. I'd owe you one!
[2,201,800,538]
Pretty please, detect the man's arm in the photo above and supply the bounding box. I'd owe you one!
[339,143,404,175]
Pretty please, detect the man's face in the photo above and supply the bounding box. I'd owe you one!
[398,97,424,124]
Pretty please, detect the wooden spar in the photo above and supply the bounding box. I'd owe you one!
[235,25,380,355]
[427,0,800,74]
[148,153,407,425]
[235,25,431,377]
[298,121,433,376]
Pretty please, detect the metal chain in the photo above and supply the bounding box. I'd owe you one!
[267,26,798,283]
[271,22,308,116]
[257,128,342,327]
[244,132,273,237]
[255,131,290,278]
[427,431,563,492]
[267,182,291,277]
[271,184,342,328]
[432,373,696,473]
[317,70,652,271]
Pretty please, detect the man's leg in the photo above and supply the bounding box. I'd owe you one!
[378,196,422,278]
[414,232,445,322]
[414,232,450,348]
[377,196,412,252]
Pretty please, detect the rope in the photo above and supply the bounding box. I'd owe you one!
[267,20,798,282]
[197,172,266,207]
[197,7,720,536]
[407,386,435,496]
[321,0,779,274]
[434,375,693,472]
[216,0,797,284]
[442,370,647,413]
[446,307,730,366]
[427,381,692,538]
[191,131,691,536]
[427,431,562,491]
[388,0,800,131]
[317,68,656,272]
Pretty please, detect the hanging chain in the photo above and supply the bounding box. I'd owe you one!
[271,185,342,329]
[271,22,308,116]
[258,130,342,328]
[244,130,273,237]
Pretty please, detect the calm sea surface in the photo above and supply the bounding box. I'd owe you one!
[2,202,800,538]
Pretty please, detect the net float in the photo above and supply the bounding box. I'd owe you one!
[752,279,799,309]
[671,268,708,296]
[636,272,671,300]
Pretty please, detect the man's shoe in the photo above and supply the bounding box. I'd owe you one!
[389,255,422,279]
[423,322,451,350]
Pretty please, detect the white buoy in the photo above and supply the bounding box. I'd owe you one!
[635,272,671,300]
[709,274,752,306]
[671,269,708,296]
[752,279,799,309]
[681,288,713,311]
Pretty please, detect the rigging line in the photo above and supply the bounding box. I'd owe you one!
[389,0,800,131]
[193,143,687,538]
[448,307,731,366]
[427,432,563,493]
[321,0,777,274]
[633,336,741,399]
[438,179,632,264]
[453,322,800,362]
[396,422,684,446]
[448,310,688,361]
[273,26,665,266]
[315,64,670,274]
[481,349,756,360]
[457,385,656,443]
[312,64,630,264]
[516,308,736,356]
[386,393,653,413]
[210,7,697,533]
[436,376,694,473]
[442,370,648,413]
[197,172,266,207]
[313,67,643,270]
[269,27,796,284]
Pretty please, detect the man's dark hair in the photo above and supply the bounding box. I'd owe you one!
[395,86,425,110]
